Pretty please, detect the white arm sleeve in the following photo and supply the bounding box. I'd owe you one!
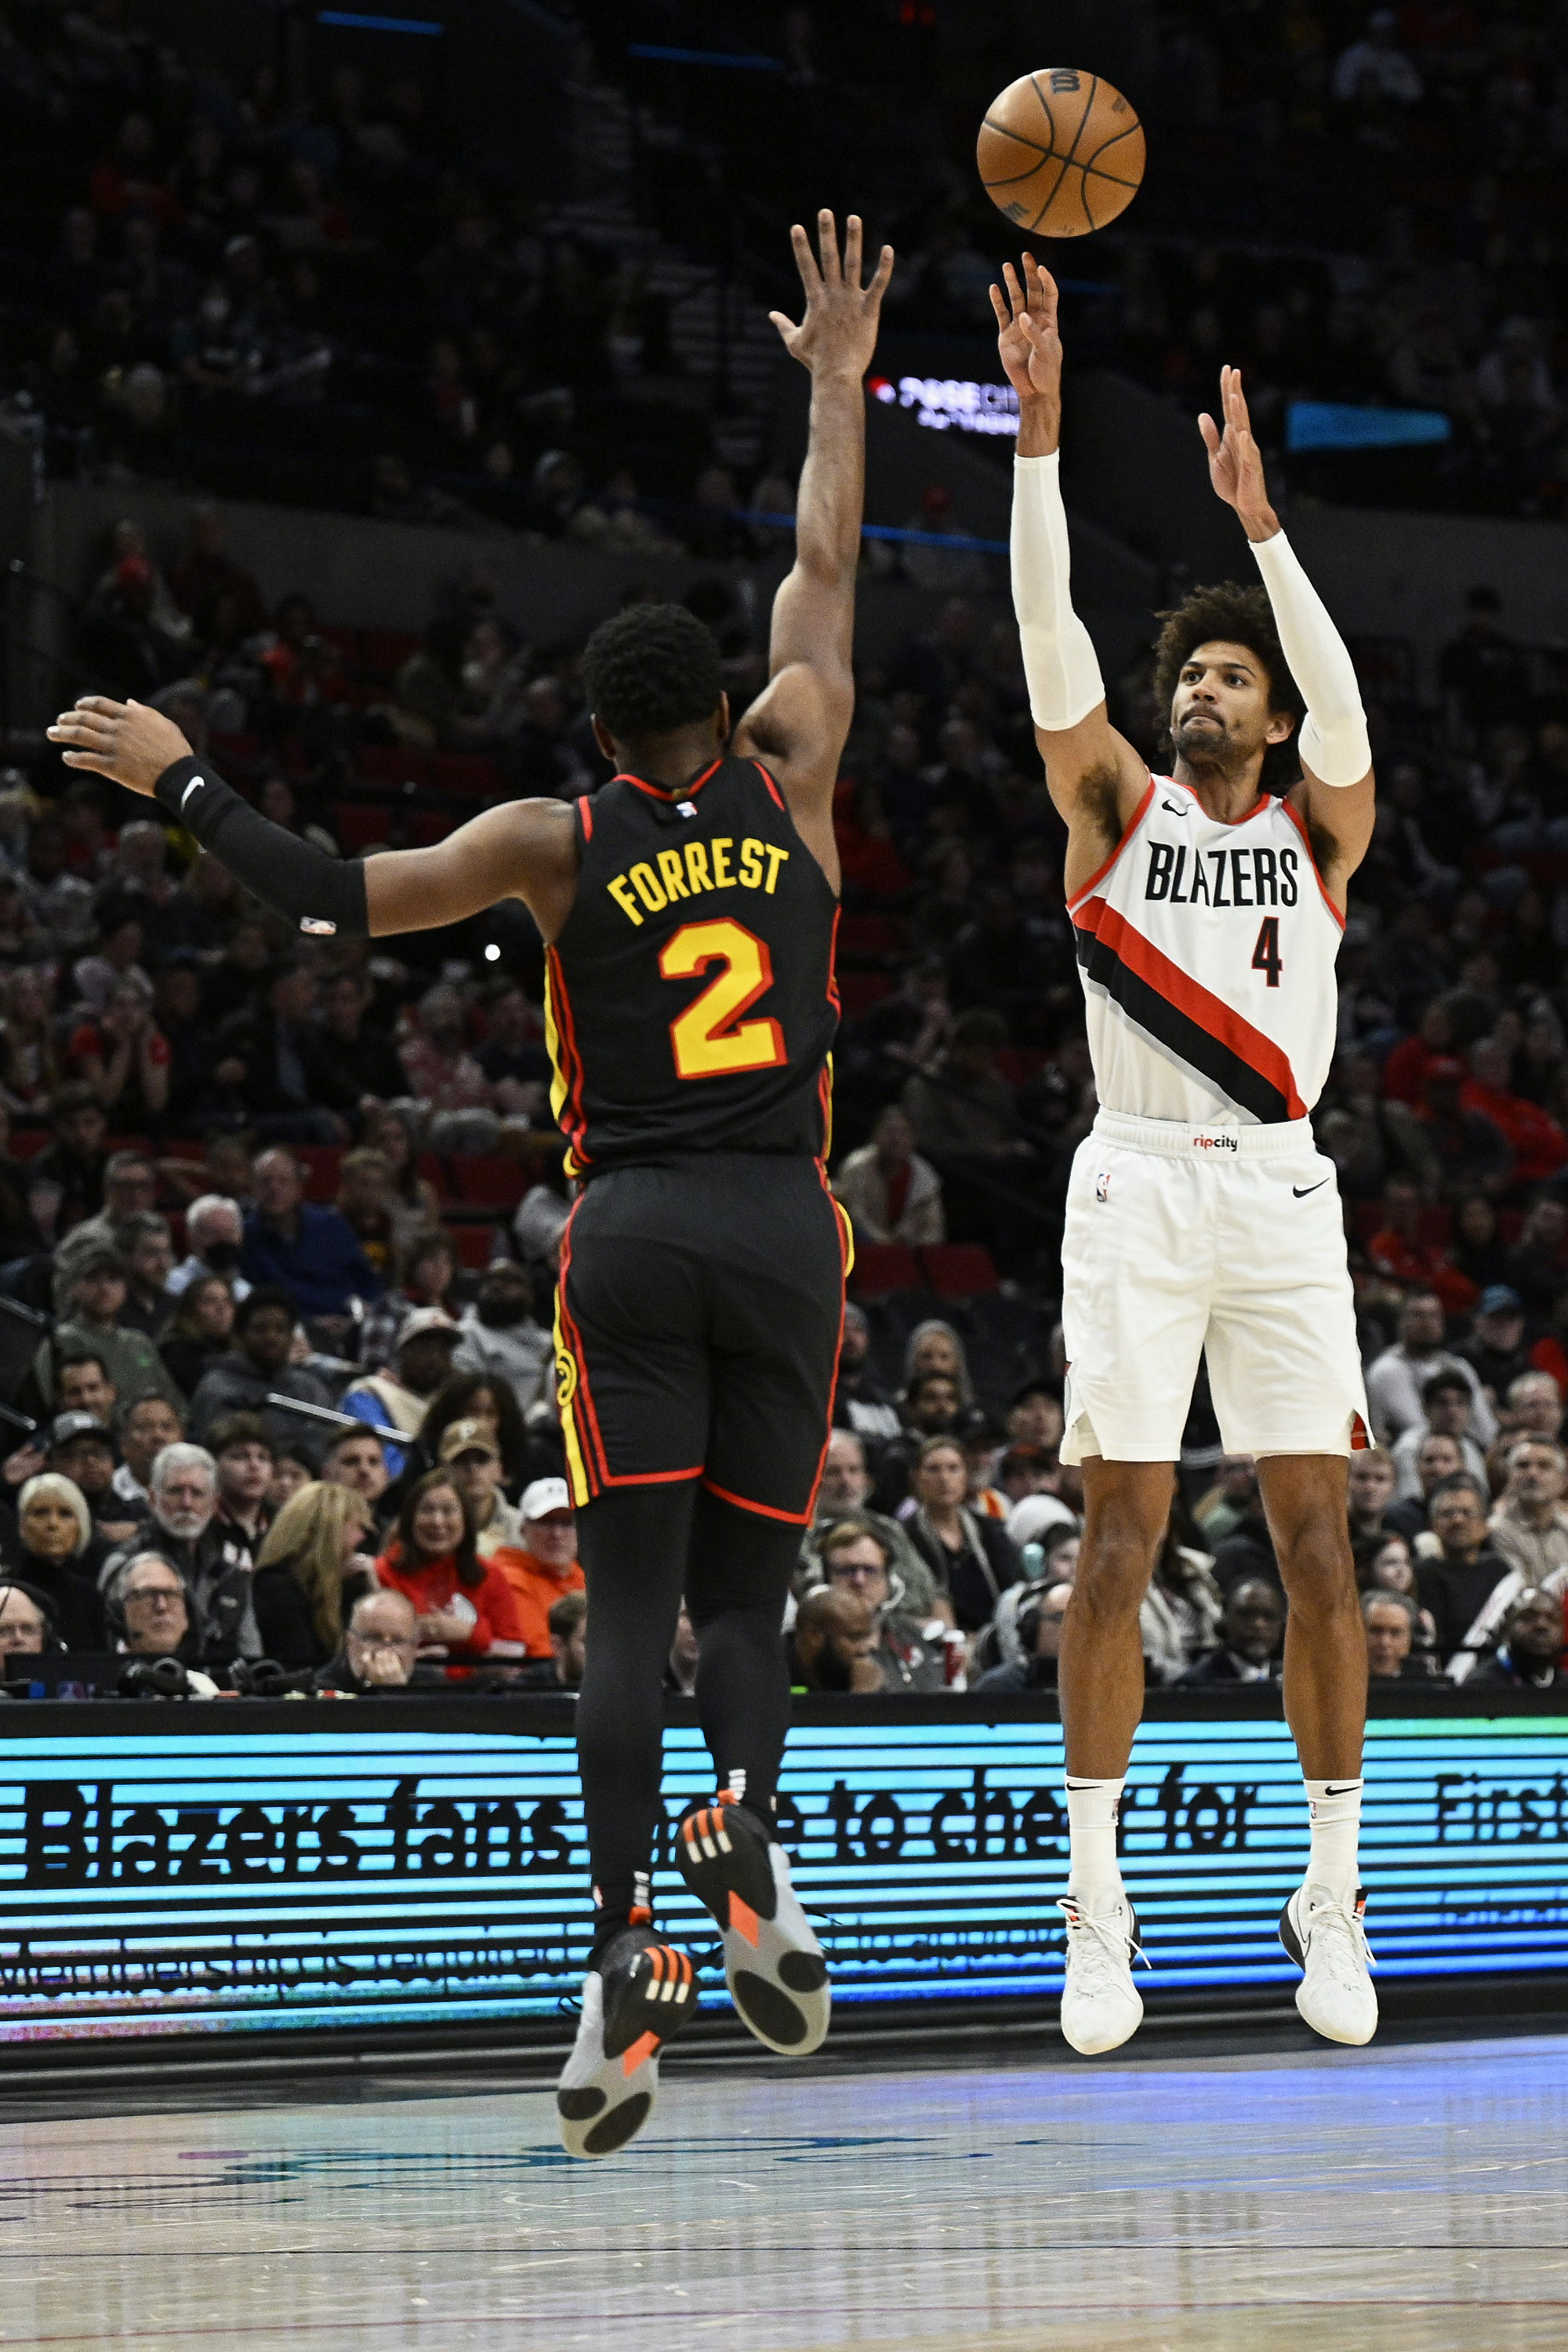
[1250,528,1371,787]
[1011,452,1105,731]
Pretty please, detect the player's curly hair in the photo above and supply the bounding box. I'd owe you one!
[581,602,725,744]
[1149,582,1306,791]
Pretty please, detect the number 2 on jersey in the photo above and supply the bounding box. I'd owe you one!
[661,917,787,1080]
[1251,915,1283,988]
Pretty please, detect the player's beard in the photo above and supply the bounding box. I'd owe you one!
[1171,708,1250,778]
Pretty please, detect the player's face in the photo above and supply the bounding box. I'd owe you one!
[1170,640,1293,768]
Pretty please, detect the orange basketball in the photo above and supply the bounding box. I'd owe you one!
[976,68,1145,238]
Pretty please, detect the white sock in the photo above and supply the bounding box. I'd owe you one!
[1303,1777,1363,1905]
[1065,1777,1126,1907]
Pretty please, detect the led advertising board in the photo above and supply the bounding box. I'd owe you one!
[1,1702,1563,2038]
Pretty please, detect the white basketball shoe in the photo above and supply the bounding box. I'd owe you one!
[1279,1884,1378,2046]
[1058,1890,1145,2055]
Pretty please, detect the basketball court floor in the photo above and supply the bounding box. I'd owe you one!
[2,2024,1563,2349]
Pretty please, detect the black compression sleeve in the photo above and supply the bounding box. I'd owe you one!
[152,753,371,938]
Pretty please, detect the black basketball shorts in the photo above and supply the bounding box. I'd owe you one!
[554,1152,851,1524]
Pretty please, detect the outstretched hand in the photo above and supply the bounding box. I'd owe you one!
[46,696,191,795]
[770,210,894,380]
[1198,366,1279,541]
[989,252,1062,403]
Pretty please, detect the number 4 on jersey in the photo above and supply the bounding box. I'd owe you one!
[1251,915,1283,989]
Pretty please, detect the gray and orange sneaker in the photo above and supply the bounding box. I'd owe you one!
[675,1792,830,2055]
[555,1922,699,2159]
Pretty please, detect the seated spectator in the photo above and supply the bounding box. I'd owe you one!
[252,1479,375,1670]
[1505,1193,1568,1321]
[335,1149,398,1283]
[105,1551,214,1679]
[340,1307,461,1477]
[1383,1431,1466,1542]
[1176,1577,1285,1685]
[964,1418,1010,1520]
[1461,1040,1568,1188]
[1193,1455,1260,1544]
[361,1227,462,1370]
[479,1473,584,1660]
[67,978,170,1130]
[789,1584,884,1693]
[1140,1505,1224,1683]
[215,961,347,1146]
[50,1146,161,1312]
[4,1473,107,1645]
[438,1417,522,1560]
[0,1581,56,1657]
[372,1468,525,1668]
[1450,1196,1511,1297]
[902,1436,1023,1631]
[801,1428,943,1618]
[314,1587,427,1693]
[187,1286,332,1446]
[397,983,497,1152]
[1457,1286,1530,1405]
[47,1410,136,1541]
[167,1193,251,1302]
[667,1607,699,1696]
[474,982,551,1113]
[34,1248,183,1415]
[1346,1447,1396,1542]
[361,1102,442,1245]
[1211,1481,1281,1595]
[1363,1588,1425,1682]
[408,1373,535,1501]
[207,1412,276,1568]
[1365,1290,1497,1448]
[310,971,407,1111]
[902,1007,1028,1170]
[1366,1177,1478,1316]
[0,974,65,1129]
[53,1351,118,1425]
[818,1518,946,1690]
[902,1317,976,1406]
[103,1441,260,1667]
[268,1443,316,1511]
[1469,1587,1566,1690]
[830,1303,901,1448]
[241,1148,382,1319]
[112,1211,176,1341]
[1417,1473,1517,1670]
[996,1443,1057,1506]
[321,1425,390,1512]
[1506,1368,1566,1443]
[1406,1057,1513,1197]
[160,1272,238,1399]
[974,1578,1072,1693]
[1390,1369,1490,1501]
[1487,1438,1568,1588]
[871,1370,967,1513]
[549,1588,587,1690]
[452,1259,552,1419]
[833,1107,945,1247]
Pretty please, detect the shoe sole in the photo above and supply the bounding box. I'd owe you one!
[677,1804,831,2056]
[556,1944,698,2159]
[1058,1899,1143,2056]
[1279,1891,1378,2048]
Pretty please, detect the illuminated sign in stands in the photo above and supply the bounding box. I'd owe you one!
[0,1704,1563,2037]
[869,376,1021,436]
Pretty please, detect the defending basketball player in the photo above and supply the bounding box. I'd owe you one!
[49,210,893,2155]
[991,254,1378,2053]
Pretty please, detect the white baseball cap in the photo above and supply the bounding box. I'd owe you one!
[521,1475,572,1522]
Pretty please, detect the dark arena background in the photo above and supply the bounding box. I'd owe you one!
[0,2,1563,2347]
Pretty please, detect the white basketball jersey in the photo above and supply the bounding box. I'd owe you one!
[1069,774,1342,1125]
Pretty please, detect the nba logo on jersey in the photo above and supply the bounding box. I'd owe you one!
[1095,1171,1110,1203]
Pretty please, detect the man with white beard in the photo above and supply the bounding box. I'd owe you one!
[101,1441,261,1666]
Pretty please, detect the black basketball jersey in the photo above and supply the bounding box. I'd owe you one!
[545,756,840,1178]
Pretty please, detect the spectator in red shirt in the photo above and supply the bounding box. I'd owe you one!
[1461,1039,1568,1187]
[1381,1003,1454,1107]
[1367,1174,1479,1316]
[373,1468,526,1670]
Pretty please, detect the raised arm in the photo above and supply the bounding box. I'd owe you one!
[992,253,1149,889]
[1200,365,1375,907]
[730,210,893,884]
[45,700,580,940]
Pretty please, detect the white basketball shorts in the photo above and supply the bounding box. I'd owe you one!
[1059,1109,1370,1465]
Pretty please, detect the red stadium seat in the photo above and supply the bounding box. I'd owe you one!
[850,1243,921,1294]
[292,1145,343,1200]
[920,1243,1000,1298]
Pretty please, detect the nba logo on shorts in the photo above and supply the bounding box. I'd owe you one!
[1095,1171,1110,1203]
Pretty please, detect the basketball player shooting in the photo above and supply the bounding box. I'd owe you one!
[49,210,894,2157]
[991,253,1378,2053]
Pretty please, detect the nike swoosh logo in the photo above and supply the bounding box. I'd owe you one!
[1160,798,1187,815]
[1293,1180,1328,1197]
[1324,1783,1360,1795]
[180,774,205,810]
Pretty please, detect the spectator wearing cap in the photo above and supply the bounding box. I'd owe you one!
[1006,1487,1079,1564]
[1457,1286,1531,1403]
[240,1147,381,1319]
[830,1302,901,1448]
[166,1192,252,1303]
[1487,1438,1568,1592]
[438,1417,524,1561]
[187,1287,334,1446]
[833,1106,945,1247]
[996,1443,1057,1506]
[975,1579,1073,1693]
[817,1518,946,1690]
[1006,1377,1065,1457]
[1469,1587,1567,1690]
[46,1411,136,1542]
[800,1428,943,1617]
[1365,1290,1497,1449]
[2,1473,107,1645]
[339,1307,462,1478]
[451,1260,553,1419]
[1388,1369,1490,1503]
[34,1247,184,1414]
[487,1474,585,1659]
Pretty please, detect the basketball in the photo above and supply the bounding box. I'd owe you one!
[976,67,1145,238]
